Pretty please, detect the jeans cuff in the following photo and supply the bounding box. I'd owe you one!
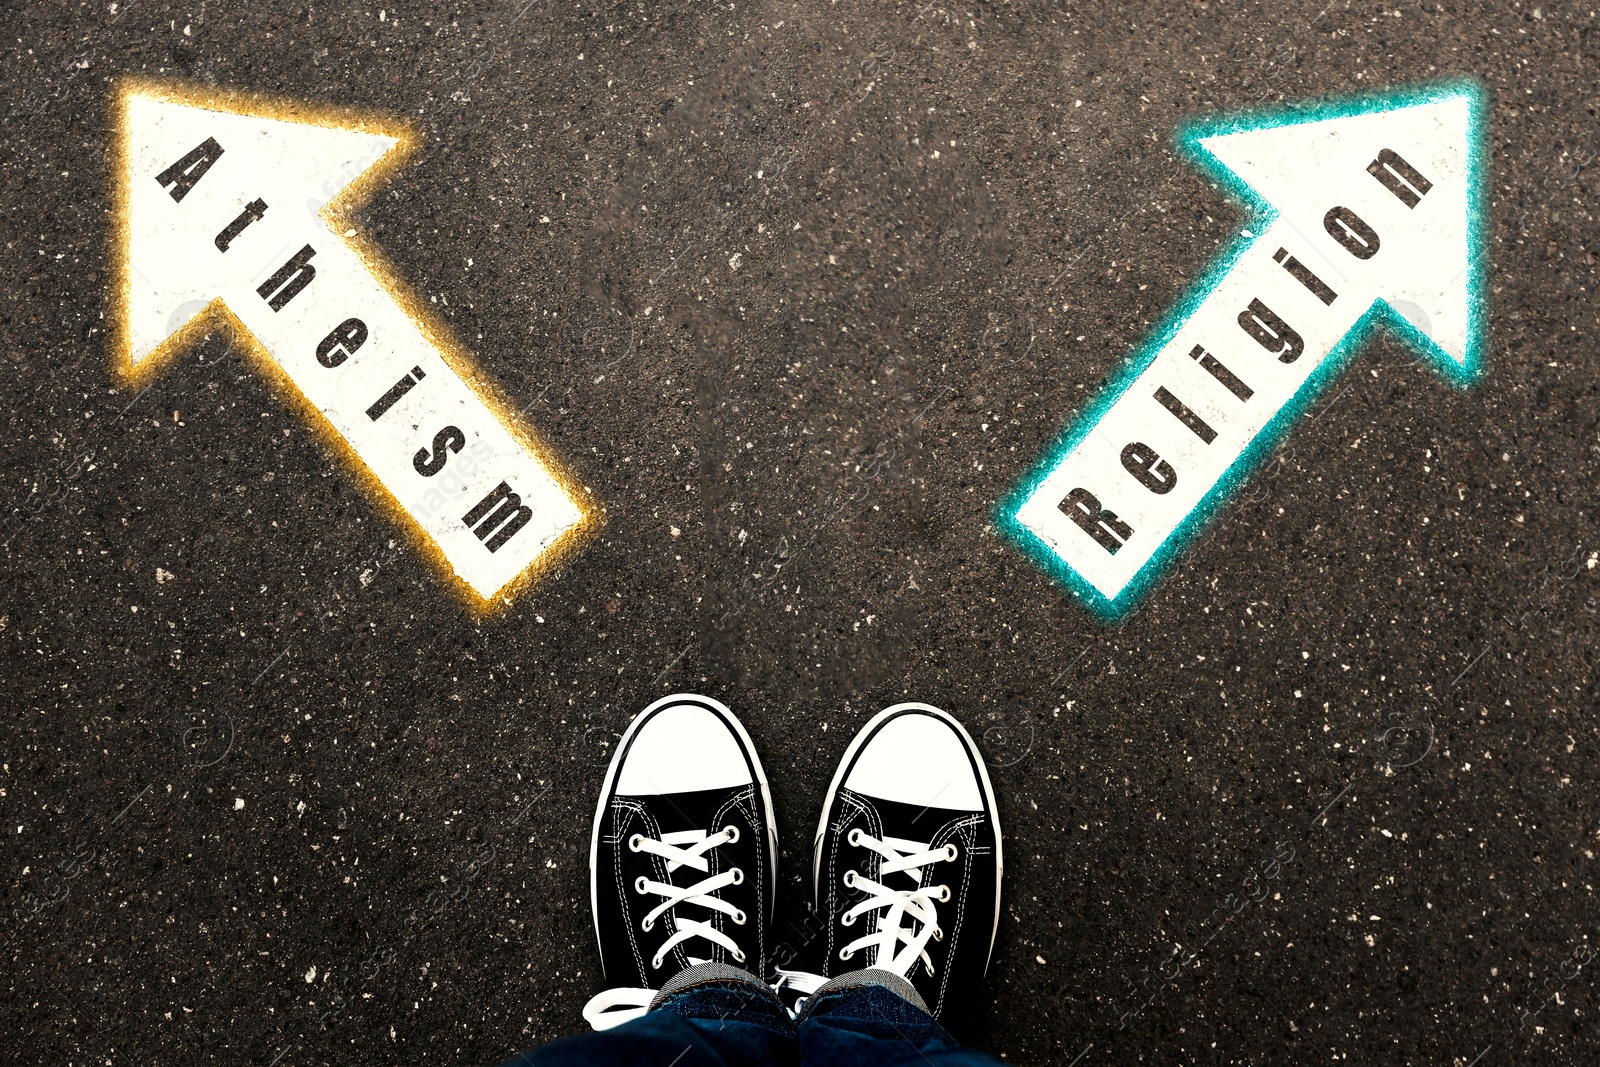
[649,961,774,1013]
[798,967,931,1017]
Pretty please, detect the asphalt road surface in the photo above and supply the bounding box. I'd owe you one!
[4,2,1598,1065]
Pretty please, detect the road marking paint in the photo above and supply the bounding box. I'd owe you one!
[1000,82,1489,619]
[113,78,598,607]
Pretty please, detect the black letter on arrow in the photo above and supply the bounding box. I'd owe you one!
[414,426,466,477]
[1153,386,1217,444]
[1188,344,1254,400]
[367,367,426,420]
[1273,248,1337,305]
[155,137,223,203]
[215,199,268,252]
[463,481,533,553]
[1367,148,1433,208]
[1059,487,1133,555]
[317,318,368,368]
[257,244,318,311]
[1121,442,1178,494]
[1238,298,1304,363]
[1323,207,1381,261]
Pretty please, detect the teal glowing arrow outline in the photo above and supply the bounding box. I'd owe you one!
[996,79,1491,622]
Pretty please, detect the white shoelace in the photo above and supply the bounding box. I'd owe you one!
[837,829,955,978]
[770,832,956,1018]
[772,967,829,1016]
[583,826,748,1031]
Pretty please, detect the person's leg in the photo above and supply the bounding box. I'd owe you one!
[503,962,796,1067]
[498,694,793,1066]
[796,969,1003,1067]
[778,702,1007,1063]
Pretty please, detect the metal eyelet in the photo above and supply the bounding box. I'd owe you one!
[634,876,649,894]
[936,884,951,902]
[641,916,654,932]
[732,908,747,925]
[840,910,856,927]
[723,824,740,844]
[729,867,744,885]
[838,947,853,962]
[651,954,665,970]
[847,827,864,846]
[943,843,958,861]
[628,833,644,852]
[932,925,944,942]
[843,870,858,888]
[732,948,747,963]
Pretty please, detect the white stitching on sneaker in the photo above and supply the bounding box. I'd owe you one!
[710,785,762,976]
[613,799,655,982]
[826,793,875,965]
[930,816,982,1013]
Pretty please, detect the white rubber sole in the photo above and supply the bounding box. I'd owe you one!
[811,701,1005,974]
[587,693,780,976]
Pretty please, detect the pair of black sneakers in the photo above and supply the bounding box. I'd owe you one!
[582,694,1003,1029]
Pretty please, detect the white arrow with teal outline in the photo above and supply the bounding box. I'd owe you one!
[999,81,1489,620]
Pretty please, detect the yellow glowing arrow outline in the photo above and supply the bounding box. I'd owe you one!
[109,77,600,614]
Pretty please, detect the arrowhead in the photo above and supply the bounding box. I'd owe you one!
[116,81,404,374]
[1180,81,1488,381]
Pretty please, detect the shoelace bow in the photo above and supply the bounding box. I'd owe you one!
[583,825,747,1031]
[775,829,958,1015]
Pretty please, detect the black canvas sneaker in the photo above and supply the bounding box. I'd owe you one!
[778,702,1002,1021]
[583,694,778,1030]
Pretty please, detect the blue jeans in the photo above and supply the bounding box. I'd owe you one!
[502,968,1003,1067]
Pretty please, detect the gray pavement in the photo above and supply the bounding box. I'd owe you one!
[2,1,1598,1064]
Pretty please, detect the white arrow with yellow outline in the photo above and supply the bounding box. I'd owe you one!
[114,80,594,605]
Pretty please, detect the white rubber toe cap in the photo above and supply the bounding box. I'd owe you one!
[615,699,752,795]
[842,705,984,811]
